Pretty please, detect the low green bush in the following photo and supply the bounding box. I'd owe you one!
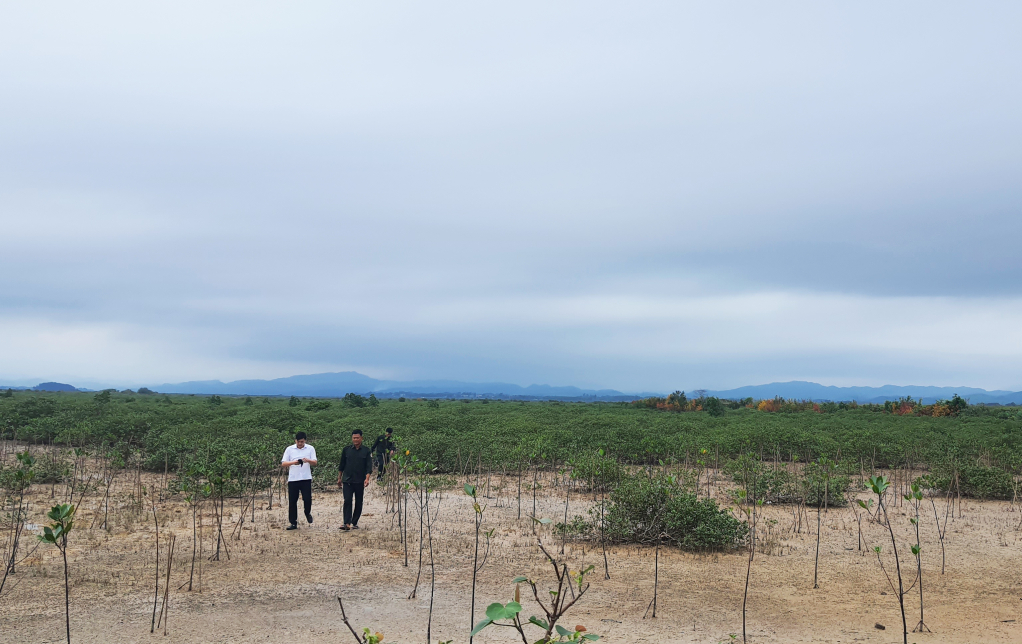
[926,462,1016,500]
[598,472,747,550]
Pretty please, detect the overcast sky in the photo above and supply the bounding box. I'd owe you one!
[2,2,1021,392]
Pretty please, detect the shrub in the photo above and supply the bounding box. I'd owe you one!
[342,393,367,408]
[305,400,332,412]
[926,462,1014,499]
[600,473,747,550]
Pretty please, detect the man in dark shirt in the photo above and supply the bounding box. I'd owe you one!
[337,429,373,530]
[371,427,395,481]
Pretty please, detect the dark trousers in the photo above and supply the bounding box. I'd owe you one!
[343,481,365,526]
[288,479,312,526]
[374,454,386,479]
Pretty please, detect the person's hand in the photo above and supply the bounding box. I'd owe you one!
[364,475,371,487]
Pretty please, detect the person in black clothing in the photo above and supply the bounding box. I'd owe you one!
[371,427,396,481]
[337,429,373,530]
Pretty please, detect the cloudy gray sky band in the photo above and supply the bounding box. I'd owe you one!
[2,2,1021,391]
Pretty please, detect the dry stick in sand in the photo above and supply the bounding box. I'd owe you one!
[150,501,160,634]
[335,596,363,641]
[157,533,176,634]
[643,532,665,619]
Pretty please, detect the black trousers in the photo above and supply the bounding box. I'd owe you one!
[343,481,365,526]
[288,479,312,526]
[374,453,386,479]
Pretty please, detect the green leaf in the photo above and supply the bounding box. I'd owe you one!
[464,484,476,497]
[556,625,571,636]
[485,603,506,621]
[511,576,529,583]
[528,616,549,629]
[582,635,600,641]
[470,619,493,636]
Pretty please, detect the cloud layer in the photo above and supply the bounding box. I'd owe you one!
[2,2,1021,391]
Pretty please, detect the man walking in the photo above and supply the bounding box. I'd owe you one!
[371,427,396,481]
[337,429,373,530]
[281,431,317,530]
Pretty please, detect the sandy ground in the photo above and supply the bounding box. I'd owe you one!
[2,467,1021,644]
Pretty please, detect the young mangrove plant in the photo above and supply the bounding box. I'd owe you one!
[337,595,387,644]
[465,483,493,644]
[860,475,908,644]
[904,483,930,633]
[472,533,599,643]
[812,457,834,588]
[1,451,35,598]
[38,503,76,644]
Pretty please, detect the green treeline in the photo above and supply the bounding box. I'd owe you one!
[2,391,1021,497]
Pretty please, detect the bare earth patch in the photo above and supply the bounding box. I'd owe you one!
[2,471,1021,643]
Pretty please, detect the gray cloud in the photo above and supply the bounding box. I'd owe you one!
[2,2,1021,391]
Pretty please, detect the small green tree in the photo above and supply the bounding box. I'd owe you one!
[288,396,300,407]
[905,483,930,633]
[472,536,599,643]
[368,394,380,408]
[2,388,13,398]
[39,504,76,644]
[465,484,493,643]
[1,451,35,596]
[860,475,908,644]
[93,390,111,405]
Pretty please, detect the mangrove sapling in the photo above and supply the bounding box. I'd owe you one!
[472,533,599,643]
[560,462,573,555]
[424,472,443,644]
[735,488,762,644]
[924,478,953,574]
[465,484,494,644]
[905,483,930,633]
[337,596,386,644]
[38,503,76,644]
[812,457,834,589]
[861,475,908,644]
[150,492,160,634]
[643,531,667,619]
[156,533,176,634]
[2,451,34,586]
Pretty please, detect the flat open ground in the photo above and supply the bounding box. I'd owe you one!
[2,469,1021,644]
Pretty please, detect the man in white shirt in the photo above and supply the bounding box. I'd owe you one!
[281,431,318,530]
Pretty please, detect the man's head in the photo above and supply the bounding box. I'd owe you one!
[385,427,393,437]
[295,431,307,448]
[351,429,363,448]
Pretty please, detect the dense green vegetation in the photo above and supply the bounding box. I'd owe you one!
[2,390,1020,497]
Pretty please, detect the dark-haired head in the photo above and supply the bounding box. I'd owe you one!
[352,429,363,436]
[385,427,393,435]
[295,431,307,441]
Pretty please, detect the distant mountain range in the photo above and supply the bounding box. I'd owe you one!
[3,374,1020,404]
[147,372,641,400]
[703,381,1022,405]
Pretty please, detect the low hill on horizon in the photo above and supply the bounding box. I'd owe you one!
[4,374,1020,404]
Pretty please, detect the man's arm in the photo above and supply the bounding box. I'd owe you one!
[364,450,373,486]
[304,447,318,467]
[337,447,346,486]
[281,448,294,468]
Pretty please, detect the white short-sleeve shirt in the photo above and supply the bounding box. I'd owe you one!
[282,444,317,482]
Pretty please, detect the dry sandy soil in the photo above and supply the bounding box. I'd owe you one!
[2,466,1021,644]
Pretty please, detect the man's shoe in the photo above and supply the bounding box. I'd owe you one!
[286,524,297,531]
[339,524,351,531]
[351,524,359,530]
[306,512,313,524]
